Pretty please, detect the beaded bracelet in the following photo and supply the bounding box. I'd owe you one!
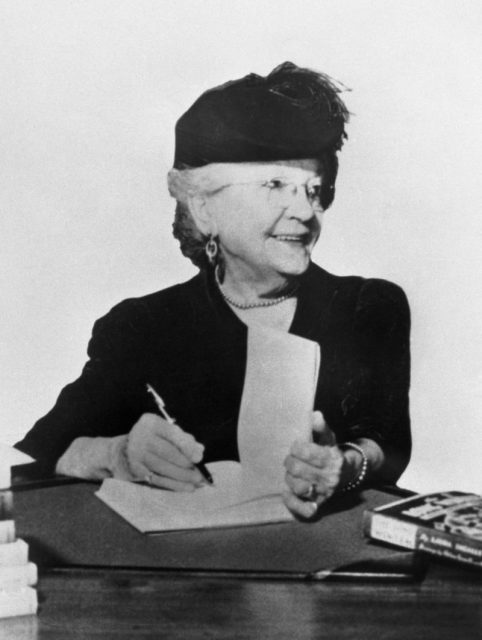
[339,442,368,492]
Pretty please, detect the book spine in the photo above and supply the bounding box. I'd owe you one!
[0,562,37,589]
[0,520,15,544]
[363,511,418,550]
[364,511,482,569]
[0,539,29,567]
[0,491,13,520]
[0,586,38,618]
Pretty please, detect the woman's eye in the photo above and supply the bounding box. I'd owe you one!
[264,179,285,190]
[308,185,322,199]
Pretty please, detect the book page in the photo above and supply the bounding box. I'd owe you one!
[237,325,320,494]
[97,461,291,532]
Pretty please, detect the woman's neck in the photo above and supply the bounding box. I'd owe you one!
[219,264,297,305]
[227,298,297,333]
[214,264,299,332]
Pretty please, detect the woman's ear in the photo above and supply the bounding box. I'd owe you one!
[188,194,218,236]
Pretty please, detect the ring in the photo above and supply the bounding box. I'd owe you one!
[144,473,153,485]
[303,483,318,501]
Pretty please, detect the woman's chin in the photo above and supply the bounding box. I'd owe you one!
[272,254,311,278]
[266,242,312,276]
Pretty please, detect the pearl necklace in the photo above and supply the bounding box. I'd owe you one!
[214,267,298,310]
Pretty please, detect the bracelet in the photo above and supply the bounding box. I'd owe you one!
[339,442,368,492]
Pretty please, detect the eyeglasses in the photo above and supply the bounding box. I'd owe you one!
[213,177,325,211]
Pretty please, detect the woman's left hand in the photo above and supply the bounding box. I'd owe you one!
[282,411,344,518]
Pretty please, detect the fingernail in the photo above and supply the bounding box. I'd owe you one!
[307,502,318,517]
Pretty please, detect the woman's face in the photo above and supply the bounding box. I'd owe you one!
[203,159,324,283]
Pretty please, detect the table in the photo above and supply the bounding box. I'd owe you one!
[2,480,481,639]
[1,563,480,639]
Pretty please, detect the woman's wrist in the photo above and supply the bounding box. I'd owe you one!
[337,442,369,492]
[109,435,138,481]
[55,436,134,481]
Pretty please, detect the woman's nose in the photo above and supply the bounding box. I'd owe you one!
[285,185,317,221]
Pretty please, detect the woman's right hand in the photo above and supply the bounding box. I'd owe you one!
[125,413,207,491]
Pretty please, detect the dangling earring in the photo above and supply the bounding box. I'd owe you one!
[205,235,218,266]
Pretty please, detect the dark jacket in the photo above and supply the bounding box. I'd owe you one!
[16,263,411,478]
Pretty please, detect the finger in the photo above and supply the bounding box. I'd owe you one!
[284,454,325,482]
[145,471,198,493]
[284,450,344,492]
[282,488,319,519]
[287,441,337,467]
[284,473,315,497]
[147,437,197,469]
[284,470,336,500]
[152,418,205,463]
[145,452,205,485]
[312,411,337,446]
[131,461,197,491]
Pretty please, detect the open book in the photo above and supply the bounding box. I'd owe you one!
[96,325,320,532]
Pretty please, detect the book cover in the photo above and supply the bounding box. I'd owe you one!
[363,491,482,569]
[0,562,38,590]
[0,586,38,619]
[0,539,29,567]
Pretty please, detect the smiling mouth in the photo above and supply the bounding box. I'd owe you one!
[271,234,311,244]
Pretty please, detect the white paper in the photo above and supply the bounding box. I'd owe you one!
[0,444,34,489]
[97,461,291,532]
[237,325,320,493]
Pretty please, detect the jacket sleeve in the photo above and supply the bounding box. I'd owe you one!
[342,279,411,481]
[14,300,150,474]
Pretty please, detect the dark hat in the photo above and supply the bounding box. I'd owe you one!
[174,62,349,168]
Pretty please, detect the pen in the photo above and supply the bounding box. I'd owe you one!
[146,384,214,485]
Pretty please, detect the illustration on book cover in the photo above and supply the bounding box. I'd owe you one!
[402,493,482,541]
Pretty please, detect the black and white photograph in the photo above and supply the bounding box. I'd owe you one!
[1,1,481,636]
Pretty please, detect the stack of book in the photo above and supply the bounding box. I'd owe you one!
[0,466,38,619]
[364,490,482,570]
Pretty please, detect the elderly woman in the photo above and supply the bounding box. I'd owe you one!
[15,62,411,519]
